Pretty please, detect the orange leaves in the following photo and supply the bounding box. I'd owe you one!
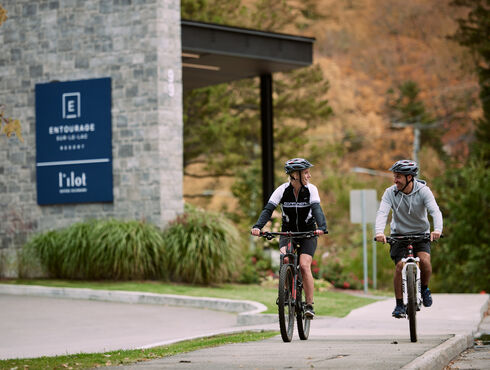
[0,106,23,143]
[0,5,7,26]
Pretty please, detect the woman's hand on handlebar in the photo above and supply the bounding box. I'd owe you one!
[314,229,324,236]
[251,228,261,236]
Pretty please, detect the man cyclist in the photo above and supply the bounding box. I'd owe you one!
[251,158,328,319]
[375,159,443,318]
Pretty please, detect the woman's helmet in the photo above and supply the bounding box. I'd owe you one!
[389,159,419,176]
[284,158,313,174]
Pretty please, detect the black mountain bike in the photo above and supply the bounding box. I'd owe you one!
[381,234,434,342]
[259,231,321,342]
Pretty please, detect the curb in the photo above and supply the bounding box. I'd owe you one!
[401,333,473,370]
[0,284,276,326]
[402,295,489,370]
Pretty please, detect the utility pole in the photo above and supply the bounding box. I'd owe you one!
[391,121,440,163]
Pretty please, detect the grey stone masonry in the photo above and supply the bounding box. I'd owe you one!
[0,0,183,277]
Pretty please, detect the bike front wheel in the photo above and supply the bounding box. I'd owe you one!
[407,264,418,342]
[296,271,310,340]
[278,264,295,342]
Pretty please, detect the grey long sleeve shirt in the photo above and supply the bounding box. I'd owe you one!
[375,179,443,235]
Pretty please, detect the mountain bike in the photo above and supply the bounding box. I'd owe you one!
[259,231,321,342]
[382,234,432,343]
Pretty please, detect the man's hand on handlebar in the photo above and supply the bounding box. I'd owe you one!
[375,233,387,244]
[314,229,324,236]
[430,230,441,242]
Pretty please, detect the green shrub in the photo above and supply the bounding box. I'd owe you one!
[432,160,490,292]
[162,205,241,284]
[20,219,165,280]
[239,247,275,284]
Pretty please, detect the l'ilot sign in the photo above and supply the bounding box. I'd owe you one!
[35,78,113,205]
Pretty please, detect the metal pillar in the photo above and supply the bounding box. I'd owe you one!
[260,74,274,206]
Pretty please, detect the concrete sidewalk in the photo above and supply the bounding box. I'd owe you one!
[0,284,488,369]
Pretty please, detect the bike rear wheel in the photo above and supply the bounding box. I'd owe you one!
[278,264,295,342]
[296,271,310,340]
[407,264,418,342]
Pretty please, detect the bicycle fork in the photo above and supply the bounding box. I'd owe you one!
[401,261,422,309]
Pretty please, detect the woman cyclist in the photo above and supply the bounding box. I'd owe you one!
[251,158,328,318]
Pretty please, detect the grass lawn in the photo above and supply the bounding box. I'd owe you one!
[1,279,379,317]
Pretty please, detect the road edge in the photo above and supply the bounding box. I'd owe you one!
[0,283,275,325]
[401,295,489,370]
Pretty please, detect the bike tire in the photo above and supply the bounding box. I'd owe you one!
[278,264,295,342]
[296,270,310,340]
[407,264,417,342]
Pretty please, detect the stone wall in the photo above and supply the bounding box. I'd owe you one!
[0,0,183,277]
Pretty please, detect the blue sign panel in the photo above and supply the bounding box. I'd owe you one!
[35,78,113,205]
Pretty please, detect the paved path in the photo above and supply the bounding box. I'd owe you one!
[0,285,488,370]
[113,294,489,370]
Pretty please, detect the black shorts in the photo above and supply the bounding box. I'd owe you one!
[279,235,317,257]
[390,240,431,264]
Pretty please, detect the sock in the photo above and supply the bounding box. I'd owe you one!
[396,298,403,306]
[422,285,428,291]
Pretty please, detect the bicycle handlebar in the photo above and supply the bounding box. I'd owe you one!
[258,231,325,240]
[373,233,442,244]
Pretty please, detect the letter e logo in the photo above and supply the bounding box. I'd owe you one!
[62,92,81,119]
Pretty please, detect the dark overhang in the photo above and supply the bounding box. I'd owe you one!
[181,20,315,91]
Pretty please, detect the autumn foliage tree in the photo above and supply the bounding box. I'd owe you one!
[450,0,490,163]
[430,0,490,292]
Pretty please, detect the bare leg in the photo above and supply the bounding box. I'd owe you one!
[280,246,289,265]
[394,261,403,299]
[417,251,432,286]
[300,254,314,304]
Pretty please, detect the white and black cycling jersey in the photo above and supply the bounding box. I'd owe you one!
[253,182,327,232]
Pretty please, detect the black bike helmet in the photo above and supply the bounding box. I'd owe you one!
[284,158,313,174]
[389,159,419,176]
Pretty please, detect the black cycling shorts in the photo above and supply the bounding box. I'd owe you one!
[279,235,317,257]
[390,240,431,264]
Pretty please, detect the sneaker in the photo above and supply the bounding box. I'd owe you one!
[305,304,315,319]
[392,305,406,318]
[422,288,433,307]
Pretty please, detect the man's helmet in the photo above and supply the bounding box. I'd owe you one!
[389,159,419,176]
[284,158,313,174]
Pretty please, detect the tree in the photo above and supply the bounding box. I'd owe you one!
[0,4,23,143]
[450,0,490,163]
[432,160,489,292]
[182,0,333,223]
[386,80,444,156]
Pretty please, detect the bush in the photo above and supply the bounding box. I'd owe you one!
[162,205,241,284]
[20,219,165,280]
[432,160,490,292]
[321,257,363,290]
[239,247,275,284]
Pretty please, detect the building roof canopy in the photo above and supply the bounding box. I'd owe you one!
[181,20,315,91]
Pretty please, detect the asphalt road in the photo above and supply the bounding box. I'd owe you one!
[0,294,236,360]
